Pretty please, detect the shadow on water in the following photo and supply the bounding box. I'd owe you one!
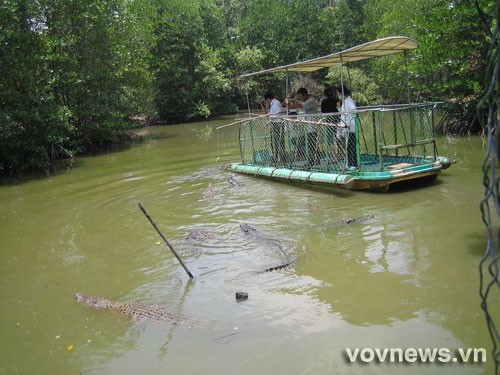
[130,127,174,143]
[0,128,175,187]
[467,232,491,257]
[0,158,80,186]
[386,174,442,193]
[234,174,358,198]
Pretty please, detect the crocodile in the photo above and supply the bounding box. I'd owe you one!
[240,223,293,265]
[240,223,283,250]
[228,176,244,187]
[341,214,375,224]
[75,292,211,328]
[185,228,216,242]
[240,222,258,235]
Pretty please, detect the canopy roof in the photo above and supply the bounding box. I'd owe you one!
[240,36,418,78]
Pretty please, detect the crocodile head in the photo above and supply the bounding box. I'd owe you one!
[75,292,117,310]
[240,223,257,234]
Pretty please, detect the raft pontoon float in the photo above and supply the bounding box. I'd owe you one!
[227,37,452,192]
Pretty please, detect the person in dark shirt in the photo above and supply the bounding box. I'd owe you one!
[321,86,340,115]
[321,87,341,161]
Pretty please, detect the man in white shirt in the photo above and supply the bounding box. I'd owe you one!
[264,92,284,117]
[336,85,358,169]
[264,92,286,163]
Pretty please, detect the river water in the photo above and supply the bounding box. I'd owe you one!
[0,117,495,374]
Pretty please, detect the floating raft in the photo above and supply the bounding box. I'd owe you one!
[229,163,355,189]
[229,37,453,192]
[228,161,443,192]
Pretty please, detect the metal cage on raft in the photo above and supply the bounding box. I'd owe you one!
[226,37,452,191]
[237,103,440,175]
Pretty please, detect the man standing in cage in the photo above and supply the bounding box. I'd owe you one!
[264,92,286,164]
[336,85,358,169]
[321,86,341,163]
[286,88,319,166]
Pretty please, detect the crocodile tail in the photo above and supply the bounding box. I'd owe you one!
[264,260,295,272]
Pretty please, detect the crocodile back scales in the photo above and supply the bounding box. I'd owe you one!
[75,292,213,328]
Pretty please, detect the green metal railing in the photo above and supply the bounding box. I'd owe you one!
[238,103,438,173]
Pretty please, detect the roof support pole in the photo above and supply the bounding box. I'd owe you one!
[245,85,251,114]
[340,54,345,98]
[405,50,411,104]
[285,68,289,111]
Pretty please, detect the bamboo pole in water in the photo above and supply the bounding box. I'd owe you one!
[138,203,194,279]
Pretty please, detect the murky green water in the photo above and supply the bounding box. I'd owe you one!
[0,117,495,374]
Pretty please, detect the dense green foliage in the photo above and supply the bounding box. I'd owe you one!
[0,0,69,172]
[151,0,236,123]
[0,0,497,175]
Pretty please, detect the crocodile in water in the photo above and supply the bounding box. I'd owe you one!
[75,292,210,327]
[185,228,216,242]
[341,214,375,224]
[239,223,283,249]
[240,223,294,267]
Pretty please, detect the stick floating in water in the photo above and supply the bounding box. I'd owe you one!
[138,203,194,279]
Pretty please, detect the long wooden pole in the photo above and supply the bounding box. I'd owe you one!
[215,113,268,130]
[138,203,194,279]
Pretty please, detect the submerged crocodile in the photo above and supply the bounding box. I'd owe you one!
[240,223,294,266]
[240,223,284,250]
[75,292,211,328]
[341,214,375,224]
[228,176,244,187]
[240,223,259,235]
[185,228,216,242]
[239,223,254,233]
